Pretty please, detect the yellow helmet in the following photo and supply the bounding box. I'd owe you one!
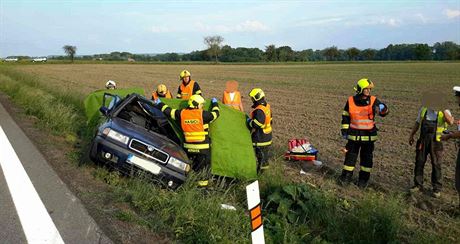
[354,78,374,94]
[179,70,191,80]
[249,88,265,102]
[157,84,167,95]
[188,94,205,108]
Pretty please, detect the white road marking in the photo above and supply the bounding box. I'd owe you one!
[0,126,65,244]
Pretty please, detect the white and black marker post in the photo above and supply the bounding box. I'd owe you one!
[246,180,265,244]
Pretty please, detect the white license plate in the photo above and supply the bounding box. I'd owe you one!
[127,154,161,175]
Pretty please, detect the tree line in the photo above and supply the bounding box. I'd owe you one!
[10,41,459,62]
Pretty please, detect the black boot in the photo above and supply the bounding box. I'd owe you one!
[338,170,353,186]
[358,171,370,189]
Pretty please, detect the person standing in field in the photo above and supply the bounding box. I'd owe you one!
[152,84,173,100]
[408,91,453,198]
[176,70,202,100]
[247,88,272,172]
[222,80,244,111]
[441,86,460,207]
[339,78,389,188]
[154,95,220,187]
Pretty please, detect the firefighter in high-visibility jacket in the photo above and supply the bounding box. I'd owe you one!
[222,80,244,111]
[247,88,272,172]
[154,95,220,186]
[339,78,389,188]
[176,70,202,100]
[152,84,173,100]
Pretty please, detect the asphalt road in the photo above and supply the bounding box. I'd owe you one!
[0,101,112,244]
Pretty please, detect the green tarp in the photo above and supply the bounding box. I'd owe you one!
[83,88,145,123]
[83,89,257,180]
[162,99,258,180]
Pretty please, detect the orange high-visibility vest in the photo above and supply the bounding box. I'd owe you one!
[179,80,196,100]
[251,104,272,134]
[152,91,173,100]
[222,91,242,110]
[348,96,376,130]
[180,109,207,142]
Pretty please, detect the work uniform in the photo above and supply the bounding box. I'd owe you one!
[414,107,448,192]
[248,100,272,171]
[157,101,220,171]
[152,90,173,100]
[340,94,388,184]
[176,80,202,100]
[222,91,243,111]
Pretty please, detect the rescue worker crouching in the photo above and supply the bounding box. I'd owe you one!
[154,95,220,186]
[339,78,389,188]
[152,84,173,100]
[176,70,202,100]
[408,92,453,198]
[247,88,272,173]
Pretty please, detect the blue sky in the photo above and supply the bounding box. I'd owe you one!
[1,0,459,57]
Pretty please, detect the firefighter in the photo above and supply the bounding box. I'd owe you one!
[440,86,460,207]
[408,92,453,198]
[154,95,220,186]
[339,78,389,188]
[247,88,272,172]
[105,80,116,89]
[152,84,173,100]
[176,70,202,100]
[222,80,244,111]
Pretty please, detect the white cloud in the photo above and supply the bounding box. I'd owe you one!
[380,18,401,27]
[445,9,460,19]
[415,13,427,24]
[194,20,269,33]
[295,17,343,27]
[151,26,173,33]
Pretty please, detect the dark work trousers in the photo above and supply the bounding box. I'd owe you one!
[255,146,271,173]
[341,140,375,183]
[187,148,211,172]
[414,131,443,191]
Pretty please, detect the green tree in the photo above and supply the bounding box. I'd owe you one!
[322,46,340,61]
[360,49,377,60]
[414,44,432,60]
[345,47,360,61]
[265,44,277,62]
[277,46,295,61]
[62,45,77,62]
[204,35,224,62]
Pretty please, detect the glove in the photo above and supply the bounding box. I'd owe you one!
[378,104,385,112]
[211,97,218,104]
[154,98,161,105]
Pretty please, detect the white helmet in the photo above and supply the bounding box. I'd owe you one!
[105,80,116,89]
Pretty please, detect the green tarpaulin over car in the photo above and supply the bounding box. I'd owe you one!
[83,89,257,180]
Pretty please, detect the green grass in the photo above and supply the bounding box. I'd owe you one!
[0,65,456,243]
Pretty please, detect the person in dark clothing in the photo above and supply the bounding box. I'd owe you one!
[247,88,272,173]
[408,103,453,198]
[154,95,220,186]
[339,78,389,188]
[440,86,460,207]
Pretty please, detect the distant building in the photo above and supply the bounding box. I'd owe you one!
[4,57,18,62]
[128,58,135,62]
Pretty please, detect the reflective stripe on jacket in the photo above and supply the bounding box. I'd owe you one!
[251,104,272,134]
[420,107,447,142]
[178,80,196,100]
[222,91,242,110]
[180,109,207,143]
[349,95,376,130]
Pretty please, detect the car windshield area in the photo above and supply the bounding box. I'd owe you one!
[115,97,181,144]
